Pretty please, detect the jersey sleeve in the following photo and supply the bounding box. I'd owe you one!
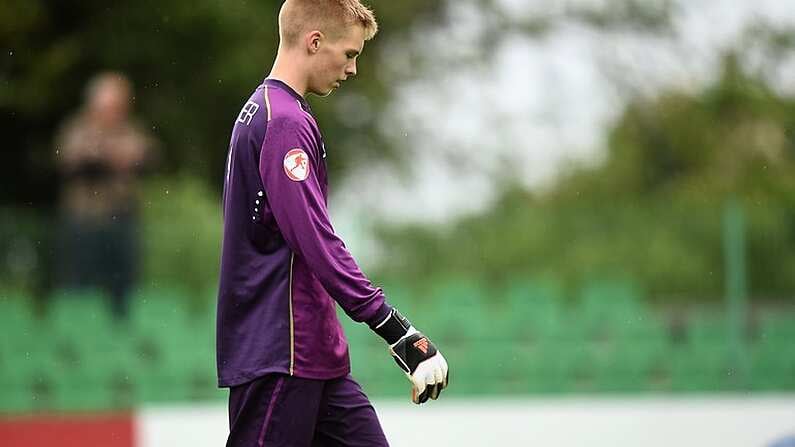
[259,116,390,325]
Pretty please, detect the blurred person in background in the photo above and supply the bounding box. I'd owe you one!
[54,71,157,319]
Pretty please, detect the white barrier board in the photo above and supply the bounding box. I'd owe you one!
[139,395,795,447]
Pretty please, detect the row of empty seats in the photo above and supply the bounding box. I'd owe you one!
[1,280,794,413]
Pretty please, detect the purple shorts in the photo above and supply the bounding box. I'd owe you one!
[226,374,389,447]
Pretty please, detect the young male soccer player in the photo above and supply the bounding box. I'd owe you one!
[216,1,449,445]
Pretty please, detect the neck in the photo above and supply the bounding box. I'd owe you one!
[268,49,308,97]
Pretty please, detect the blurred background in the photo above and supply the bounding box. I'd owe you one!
[2,0,795,445]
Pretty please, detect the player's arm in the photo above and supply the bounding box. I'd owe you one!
[259,117,388,324]
[259,117,448,403]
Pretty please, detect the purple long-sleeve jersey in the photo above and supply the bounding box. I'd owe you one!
[216,79,391,387]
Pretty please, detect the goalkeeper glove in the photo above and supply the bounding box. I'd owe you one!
[371,308,449,404]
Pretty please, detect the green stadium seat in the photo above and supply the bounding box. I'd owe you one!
[351,344,407,398]
[562,341,614,393]
[129,287,191,334]
[687,313,730,343]
[0,348,58,412]
[757,313,795,342]
[749,338,795,390]
[132,333,213,404]
[44,290,121,375]
[0,294,39,372]
[439,344,478,395]
[47,290,116,336]
[0,389,36,414]
[6,284,782,405]
[130,301,196,368]
[496,279,565,344]
[132,363,194,404]
[0,293,36,333]
[0,350,36,413]
[190,292,218,348]
[46,332,141,411]
[584,340,669,392]
[411,279,492,347]
[51,371,114,412]
[126,288,219,403]
[457,342,531,395]
[570,279,651,342]
[669,342,734,392]
[183,346,218,401]
[337,308,380,350]
[523,341,581,393]
[678,312,752,391]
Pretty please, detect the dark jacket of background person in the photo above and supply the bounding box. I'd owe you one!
[54,72,157,318]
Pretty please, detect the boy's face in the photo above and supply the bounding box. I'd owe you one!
[307,24,366,97]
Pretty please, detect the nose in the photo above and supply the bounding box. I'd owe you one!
[346,61,357,77]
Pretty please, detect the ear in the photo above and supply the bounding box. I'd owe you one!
[305,30,323,54]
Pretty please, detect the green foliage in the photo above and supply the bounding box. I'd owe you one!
[377,55,795,301]
[0,207,50,296]
[140,176,221,298]
[2,0,443,295]
[590,54,795,199]
[1,0,443,205]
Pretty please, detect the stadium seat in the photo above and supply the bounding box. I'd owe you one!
[570,279,651,342]
[669,342,734,392]
[757,312,795,342]
[44,290,120,370]
[1,347,58,412]
[128,287,191,334]
[590,340,668,392]
[337,306,381,350]
[47,290,116,335]
[2,287,790,409]
[191,290,219,348]
[0,294,40,367]
[524,341,581,393]
[50,368,114,412]
[749,337,795,390]
[459,342,532,394]
[0,293,36,333]
[350,344,405,397]
[686,313,730,343]
[414,279,492,347]
[126,288,219,403]
[497,279,565,344]
[128,290,196,364]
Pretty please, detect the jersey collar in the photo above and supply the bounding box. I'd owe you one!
[264,78,312,112]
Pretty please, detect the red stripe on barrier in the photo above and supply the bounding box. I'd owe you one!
[0,412,134,447]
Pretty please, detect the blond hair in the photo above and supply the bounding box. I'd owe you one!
[278,0,378,47]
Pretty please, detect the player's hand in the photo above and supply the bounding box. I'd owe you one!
[390,330,449,404]
[370,308,450,404]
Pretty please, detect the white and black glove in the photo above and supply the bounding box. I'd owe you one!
[371,308,449,404]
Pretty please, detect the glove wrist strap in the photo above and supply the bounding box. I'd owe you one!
[371,308,412,345]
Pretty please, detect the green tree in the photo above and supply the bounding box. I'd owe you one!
[0,0,443,205]
[377,54,795,301]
